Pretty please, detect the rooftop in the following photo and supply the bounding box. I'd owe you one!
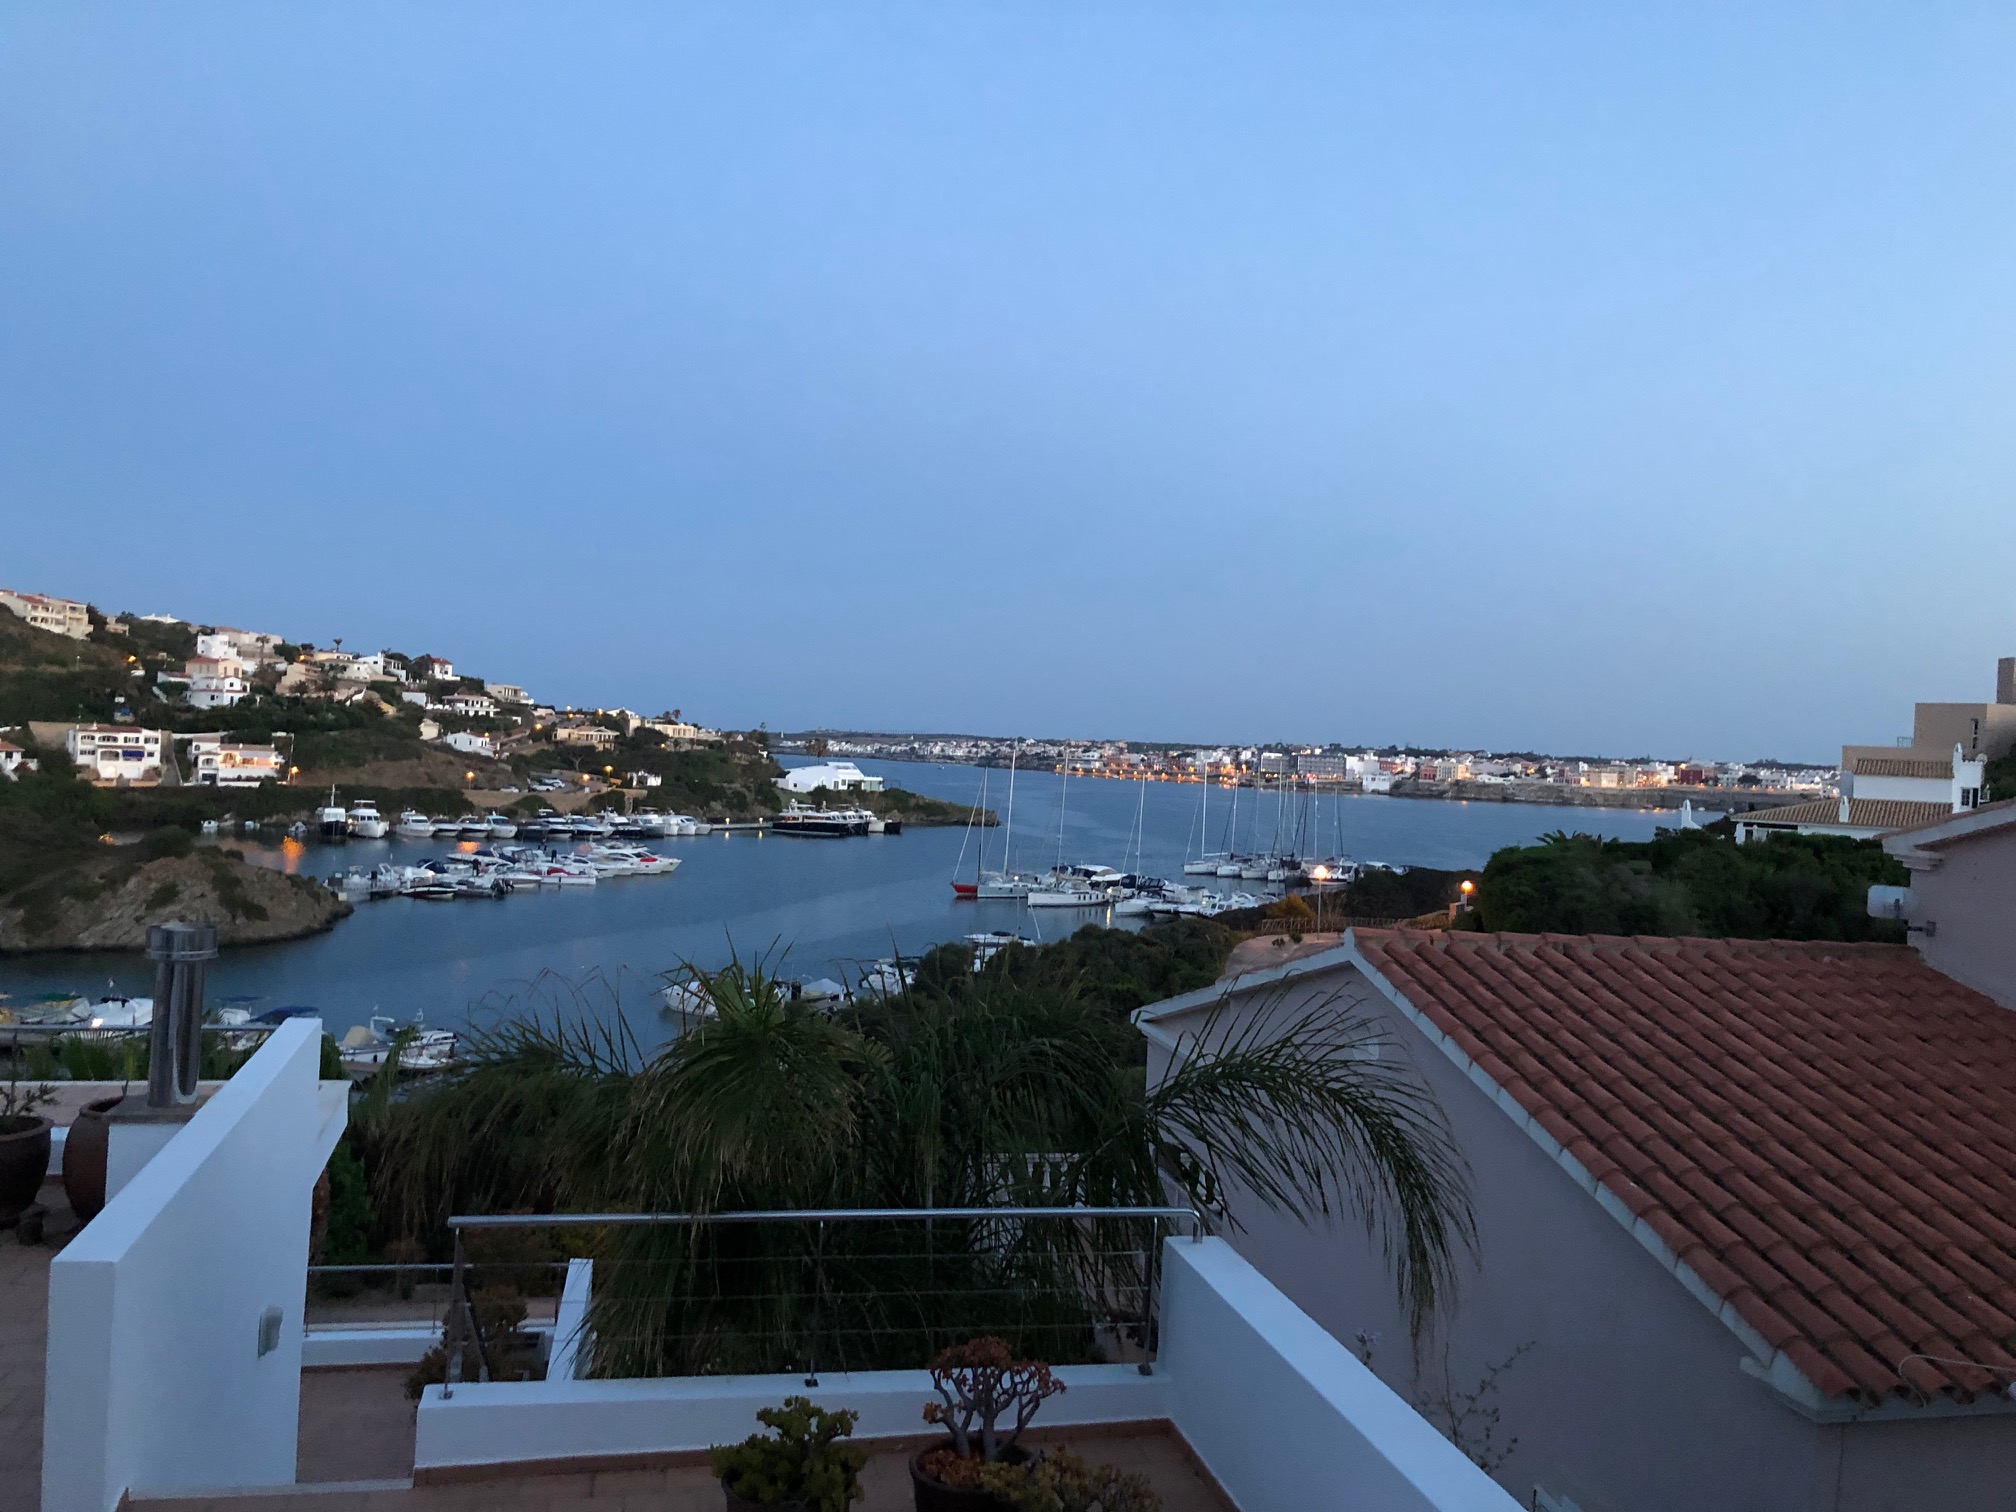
[1739,796,1952,832]
[1848,755,1955,779]
[1352,928,2016,1404]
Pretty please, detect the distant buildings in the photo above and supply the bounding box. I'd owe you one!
[0,738,35,779]
[775,760,884,793]
[66,725,165,785]
[551,721,618,750]
[0,587,90,639]
[1735,656,2012,841]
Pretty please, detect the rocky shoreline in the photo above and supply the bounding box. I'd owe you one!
[0,850,351,954]
[1386,779,1807,815]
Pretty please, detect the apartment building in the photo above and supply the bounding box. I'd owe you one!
[185,735,284,786]
[0,587,90,638]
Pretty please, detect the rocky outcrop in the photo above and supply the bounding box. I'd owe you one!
[0,850,351,953]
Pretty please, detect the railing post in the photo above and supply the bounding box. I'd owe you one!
[804,1218,827,1388]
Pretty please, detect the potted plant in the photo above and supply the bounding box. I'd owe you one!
[710,1396,867,1512]
[978,1448,1162,1512]
[62,1092,127,1222]
[0,1074,56,1228]
[913,1338,1066,1512]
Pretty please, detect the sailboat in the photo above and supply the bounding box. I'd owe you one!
[951,742,1037,900]
[1183,763,1225,873]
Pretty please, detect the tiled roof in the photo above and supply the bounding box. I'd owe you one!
[1848,755,1953,780]
[1739,797,1951,833]
[1353,928,2016,1404]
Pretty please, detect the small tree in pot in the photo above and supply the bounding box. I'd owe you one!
[711,1396,866,1512]
[913,1338,1067,1512]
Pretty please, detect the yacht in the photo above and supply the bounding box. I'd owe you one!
[458,815,492,839]
[431,817,466,838]
[1182,857,1225,875]
[1026,881,1110,908]
[346,801,387,839]
[486,813,519,840]
[965,932,1034,970]
[855,959,914,999]
[336,1015,460,1076]
[975,872,1037,900]
[316,787,349,841]
[771,802,869,838]
[395,810,435,839]
[1216,859,1245,877]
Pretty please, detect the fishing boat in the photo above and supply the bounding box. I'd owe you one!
[316,787,349,841]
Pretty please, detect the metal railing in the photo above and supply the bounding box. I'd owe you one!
[437,1205,1205,1396]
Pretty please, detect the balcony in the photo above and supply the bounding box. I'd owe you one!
[31,1023,1519,1512]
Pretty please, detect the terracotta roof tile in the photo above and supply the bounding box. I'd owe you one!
[1353,929,2016,1404]
[1736,797,1954,833]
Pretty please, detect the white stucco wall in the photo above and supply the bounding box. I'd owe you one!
[41,1021,347,1512]
[1158,1238,1518,1512]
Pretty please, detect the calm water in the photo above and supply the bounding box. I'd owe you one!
[0,759,1665,1041]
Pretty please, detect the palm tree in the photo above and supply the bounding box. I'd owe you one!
[364,952,1473,1375]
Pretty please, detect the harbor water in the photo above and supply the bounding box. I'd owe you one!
[0,759,1668,1043]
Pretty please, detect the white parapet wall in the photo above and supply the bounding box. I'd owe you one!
[1158,1238,1521,1512]
[415,1235,1520,1510]
[41,1021,348,1512]
[417,1365,1167,1474]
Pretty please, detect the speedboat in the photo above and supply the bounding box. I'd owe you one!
[431,818,465,838]
[855,960,914,999]
[487,814,519,840]
[395,810,435,839]
[347,801,387,839]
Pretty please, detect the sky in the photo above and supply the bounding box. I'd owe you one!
[4,4,2013,761]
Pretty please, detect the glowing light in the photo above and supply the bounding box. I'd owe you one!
[1460,880,1476,895]
[1309,865,1332,881]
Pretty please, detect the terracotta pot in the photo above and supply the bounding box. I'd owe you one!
[910,1448,1023,1512]
[62,1095,125,1222]
[0,1115,52,1227]
[722,1483,807,1512]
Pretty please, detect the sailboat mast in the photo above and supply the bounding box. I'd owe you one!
[1003,741,1019,875]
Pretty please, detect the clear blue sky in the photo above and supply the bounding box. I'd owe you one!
[4,5,2013,760]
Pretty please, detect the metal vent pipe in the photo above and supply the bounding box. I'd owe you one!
[146,920,216,1107]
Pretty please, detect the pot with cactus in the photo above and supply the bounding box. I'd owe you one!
[711,1396,867,1512]
[912,1337,1066,1512]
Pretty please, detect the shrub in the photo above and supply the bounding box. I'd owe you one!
[979,1449,1163,1512]
[922,1337,1066,1466]
[709,1397,866,1512]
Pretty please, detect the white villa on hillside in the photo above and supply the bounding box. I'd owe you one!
[64,725,165,785]
[775,759,883,793]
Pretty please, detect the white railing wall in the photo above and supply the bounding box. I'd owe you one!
[41,1021,347,1512]
[1158,1239,1520,1511]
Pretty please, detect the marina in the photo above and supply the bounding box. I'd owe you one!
[0,757,1670,1049]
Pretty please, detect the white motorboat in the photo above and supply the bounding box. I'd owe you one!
[395,810,435,839]
[965,932,1033,970]
[1215,860,1245,877]
[855,959,914,999]
[79,995,154,1029]
[487,814,519,839]
[347,801,387,839]
[337,1014,460,1076]
[975,872,1036,900]
[431,818,465,838]
[1182,858,1224,875]
[1027,884,1109,908]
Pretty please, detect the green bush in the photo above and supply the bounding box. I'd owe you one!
[142,826,194,860]
[979,1449,1162,1512]
[710,1397,866,1512]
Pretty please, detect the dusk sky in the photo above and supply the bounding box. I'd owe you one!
[4,5,2012,761]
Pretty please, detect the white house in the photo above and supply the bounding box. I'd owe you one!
[409,654,455,682]
[1735,743,1986,842]
[66,724,165,785]
[0,738,35,779]
[484,682,533,706]
[433,729,496,759]
[775,760,883,793]
[434,692,497,719]
[185,736,284,786]
[182,654,249,710]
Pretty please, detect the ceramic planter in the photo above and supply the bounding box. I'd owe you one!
[0,1115,52,1226]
